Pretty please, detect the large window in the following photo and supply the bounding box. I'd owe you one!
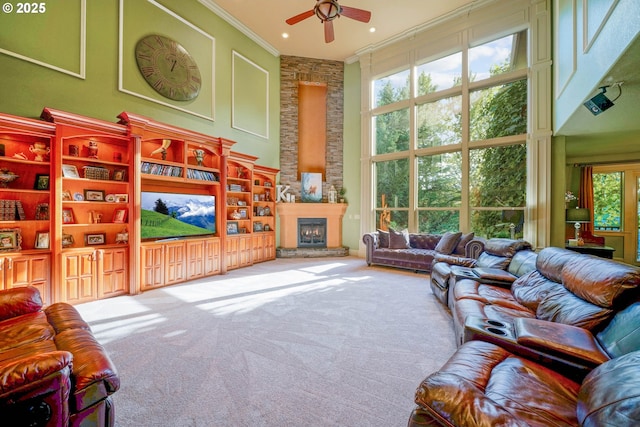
[593,172,622,231]
[371,30,528,238]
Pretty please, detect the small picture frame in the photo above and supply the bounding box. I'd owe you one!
[35,203,49,220]
[85,233,106,246]
[84,189,105,202]
[62,164,80,178]
[115,194,129,203]
[227,221,239,235]
[62,208,75,224]
[264,224,271,232]
[113,208,128,223]
[35,231,50,249]
[113,169,126,181]
[34,174,50,190]
[0,228,21,252]
[61,190,72,201]
[239,227,247,234]
[239,208,248,219]
[61,234,74,248]
[253,222,263,232]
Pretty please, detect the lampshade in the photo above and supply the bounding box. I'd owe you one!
[566,208,590,223]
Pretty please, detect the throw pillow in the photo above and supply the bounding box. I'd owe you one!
[454,232,475,255]
[434,231,462,255]
[377,229,390,248]
[388,227,410,249]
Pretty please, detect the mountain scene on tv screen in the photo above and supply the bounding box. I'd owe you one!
[141,193,216,239]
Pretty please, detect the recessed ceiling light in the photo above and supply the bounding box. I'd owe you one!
[369,27,376,33]
[282,33,289,39]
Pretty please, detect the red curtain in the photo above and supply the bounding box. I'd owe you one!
[579,166,594,235]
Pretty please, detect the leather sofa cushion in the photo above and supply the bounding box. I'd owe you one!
[0,312,55,352]
[0,286,43,322]
[508,250,538,277]
[483,238,532,257]
[414,340,580,426]
[45,302,91,334]
[453,232,474,255]
[476,252,511,269]
[596,302,640,358]
[535,247,579,283]
[388,228,410,249]
[535,285,613,331]
[434,231,461,255]
[577,350,640,426]
[409,233,440,250]
[511,270,563,312]
[562,255,640,309]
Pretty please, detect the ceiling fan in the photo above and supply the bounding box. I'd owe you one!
[286,0,372,43]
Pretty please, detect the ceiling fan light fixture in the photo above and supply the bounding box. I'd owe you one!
[315,0,341,21]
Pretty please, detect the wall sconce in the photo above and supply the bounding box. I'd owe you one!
[566,208,590,240]
[583,82,623,116]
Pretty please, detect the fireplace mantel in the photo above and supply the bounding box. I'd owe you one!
[276,203,347,249]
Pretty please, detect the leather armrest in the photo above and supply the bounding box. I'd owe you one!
[434,254,477,267]
[0,351,72,394]
[514,318,610,366]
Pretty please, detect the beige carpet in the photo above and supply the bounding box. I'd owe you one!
[75,256,456,427]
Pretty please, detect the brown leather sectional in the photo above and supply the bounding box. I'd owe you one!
[411,246,640,426]
[0,286,119,426]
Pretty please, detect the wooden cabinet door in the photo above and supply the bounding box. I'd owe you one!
[225,237,239,270]
[238,235,252,268]
[252,234,265,263]
[264,233,276,261]
[164,241,186,285]
[99,248,128,299]
[61,250,97,303]
[204,238,221,275]
[141,244,164,291]
[5,254,51,304]
[186,239,204,280]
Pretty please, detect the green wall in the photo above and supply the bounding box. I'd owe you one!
[0,0,280,167]
[342,62,362,250]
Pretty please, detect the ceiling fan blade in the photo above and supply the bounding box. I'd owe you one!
[339,5,371,23]
[324,20,335,43]
[286,9,315,25]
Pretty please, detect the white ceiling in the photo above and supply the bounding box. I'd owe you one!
[201,0,482,62]
[201,0,639,137]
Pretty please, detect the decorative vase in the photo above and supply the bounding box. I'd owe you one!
[193,149,205,166]
[29,142,50,162]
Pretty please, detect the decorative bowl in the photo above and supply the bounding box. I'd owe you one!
[0,173,18,188]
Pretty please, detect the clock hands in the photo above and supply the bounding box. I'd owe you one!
[170,60,177,72]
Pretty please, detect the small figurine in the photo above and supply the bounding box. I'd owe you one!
[29,142,50,161]
[151,139,171,160]
[116,228,129,244]
[86,140,99,159]
[193,149,205,166]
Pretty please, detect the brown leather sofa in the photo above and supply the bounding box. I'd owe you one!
[449,246,640,345]
[0,286,119,427]
[362,230,482,272]
[430,238,536,306]
[409,300,640,426]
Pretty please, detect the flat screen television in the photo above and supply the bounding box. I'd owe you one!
[141,191,216,240]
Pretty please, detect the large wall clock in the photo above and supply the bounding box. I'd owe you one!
[135,34,202,101]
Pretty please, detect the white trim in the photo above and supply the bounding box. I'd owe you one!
[231,50,270,139]
[0,0,86,79]
[198,0,280,57]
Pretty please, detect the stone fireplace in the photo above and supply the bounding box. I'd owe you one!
[276,203,348,257]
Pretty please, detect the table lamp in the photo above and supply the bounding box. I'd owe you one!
[566,208,590,240]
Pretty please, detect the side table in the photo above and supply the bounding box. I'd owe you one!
[565,244,615,259]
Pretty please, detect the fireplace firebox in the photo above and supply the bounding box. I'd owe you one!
[298,218,327,248]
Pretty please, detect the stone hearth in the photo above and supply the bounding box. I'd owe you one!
[276,203,348,258]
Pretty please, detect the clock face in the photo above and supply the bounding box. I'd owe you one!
[135,35,202,101]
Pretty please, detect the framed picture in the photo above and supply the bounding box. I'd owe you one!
[34,174,50,190]
[85,233,106,246]
[35,231,50,249]
[84,189,105,202]
[62,164,80,178]
[301,172,322,202]
[113,208,128,223]
[227,221,239,235]
[239,208,248,219]
[35,203,49,220]
[115,194,129,203]
[62,208,75,224]
[0,228,21,252]
[61,234,74,248]
[61,190,72,201]
[253,222,263,232]
[113,169,127,181]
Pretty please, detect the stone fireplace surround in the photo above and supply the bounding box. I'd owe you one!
[276,203,349,258]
